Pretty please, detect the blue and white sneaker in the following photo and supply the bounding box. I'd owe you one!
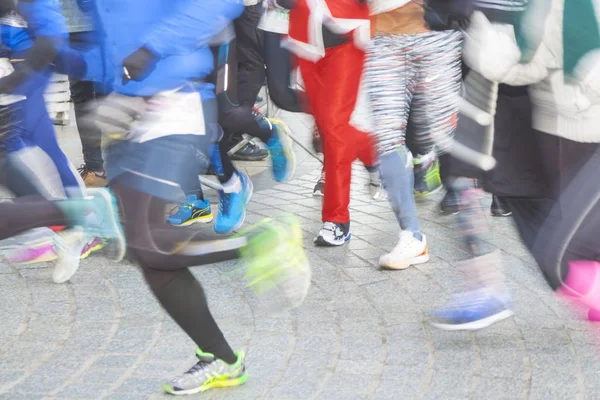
[168,195,213,227]
[266,119,296,183]
[84,188,126,262]
[314,222,351,247]
[214,172,254,234]
[430,288,514,331]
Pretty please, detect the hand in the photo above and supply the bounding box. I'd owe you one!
[122,47,158,83]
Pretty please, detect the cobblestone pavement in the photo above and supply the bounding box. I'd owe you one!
[1,112,600,400]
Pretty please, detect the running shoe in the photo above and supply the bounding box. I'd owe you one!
[440,189,460,215]
[414,156,442,198]
[236,216,311,308]
[78,165,109,187]
[82,188,126,262]
[313,170,325,197]
[430,287,514,331]
[214,172,254,234]
[52,228,88,284]
[6,236,103,265]
[6,241,56,265]
[379,231,429,270]
[369,171,387,200]
[163,349,247,396]
[491,195,512,217]
[80,237,104,259]
[266,119,296,182]
[229,139,268,161]
[168,196,214,227]
[314,222,351,246]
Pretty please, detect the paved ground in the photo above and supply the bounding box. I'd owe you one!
[1,110,600,400]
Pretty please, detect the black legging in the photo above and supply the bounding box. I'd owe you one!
[263,31,307,113]
[0,195,67,240]
[112,180,245,364]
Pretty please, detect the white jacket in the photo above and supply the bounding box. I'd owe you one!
[464,0,600,143]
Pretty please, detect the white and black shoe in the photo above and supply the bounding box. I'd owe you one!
[314,222,351,246]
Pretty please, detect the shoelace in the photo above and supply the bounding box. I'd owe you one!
[322,222,343,237]
[219,192,230,216]
[185,359,213,378]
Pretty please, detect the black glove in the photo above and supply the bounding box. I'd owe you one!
[122,46,158,83]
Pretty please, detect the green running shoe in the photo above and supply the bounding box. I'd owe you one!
[414,157,442,198]
[163,349,247,396]
[235,216,311,309]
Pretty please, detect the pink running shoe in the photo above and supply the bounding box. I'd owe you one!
[560,260,600,322]
[7,237,104,265]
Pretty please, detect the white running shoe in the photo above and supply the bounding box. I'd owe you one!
[52,228,88,284]
[314,222,351,246]
[379,231,429,270]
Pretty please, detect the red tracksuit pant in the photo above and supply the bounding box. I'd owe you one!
[298,42,377,223]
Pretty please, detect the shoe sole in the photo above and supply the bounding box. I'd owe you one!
[312,190,324,197]
[171,214,215,227]
[87,188,126,262]
[269,120,297,183]
[313,233,351,247]
[10,250,57,265]
[80,242,105,259]
[379,253,430,270]
[163,372,248,396]
[230,154,269,161]
[491,211,512,217]
[430,309,514,331]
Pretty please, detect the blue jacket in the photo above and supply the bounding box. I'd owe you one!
[82,0,244,98]
[0,1,67,53]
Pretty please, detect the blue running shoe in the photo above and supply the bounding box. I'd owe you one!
[430,288,513,331]
[168,195,213,227]
[83,188,126,262]
[266,119,296,183]
[214,172,254,234]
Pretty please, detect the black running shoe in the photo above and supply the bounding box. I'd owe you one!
[440,189,460,215]
[491,195,512,217]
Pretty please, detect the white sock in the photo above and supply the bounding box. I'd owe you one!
[222,173,242,194]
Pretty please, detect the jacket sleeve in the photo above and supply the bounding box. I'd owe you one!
[573,49,600,103]
[18,0,68,39]
[141,0,244,57]
[499,42,551,86]
[0,0,68,93]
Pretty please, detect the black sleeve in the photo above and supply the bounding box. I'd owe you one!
[424,0,474,30]
[275,0,297,9]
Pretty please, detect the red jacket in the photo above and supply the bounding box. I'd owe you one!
[286,0,371,60]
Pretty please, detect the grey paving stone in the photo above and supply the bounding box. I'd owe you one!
[117,378,162,395]
[473,377,524,399]
[105,340,153,355]
[373,379,423,400]
[79,367,129,384]
[317,373,374,400]
[93,355,140,370]
[56,383,111,399]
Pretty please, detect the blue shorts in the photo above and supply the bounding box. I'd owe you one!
[105,98,220,202]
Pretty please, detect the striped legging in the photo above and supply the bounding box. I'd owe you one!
[364,29,463,156]
[363,29,462,235]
